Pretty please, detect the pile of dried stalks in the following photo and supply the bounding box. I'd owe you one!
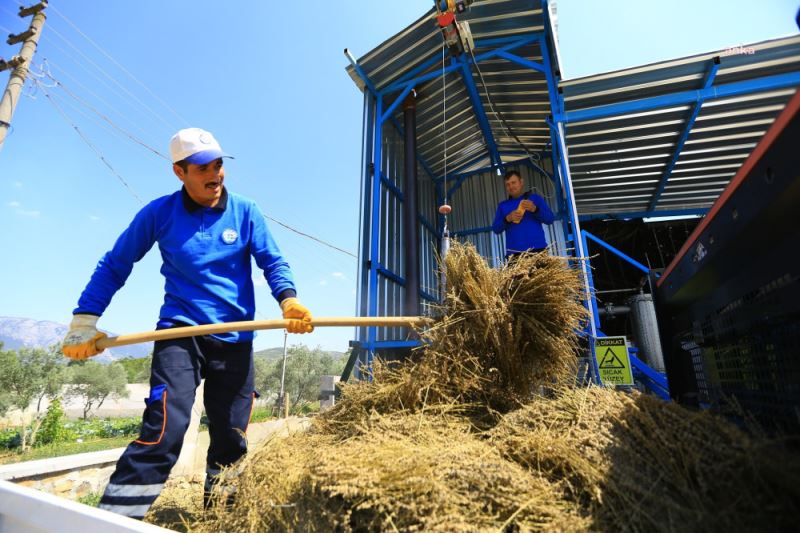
[490,386,800,532]
[157,243,799,532]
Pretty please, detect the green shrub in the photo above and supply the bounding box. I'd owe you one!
[77,492,101,507]
[37,398,69,446]
[0,428,21,449]
[62,417,141,441]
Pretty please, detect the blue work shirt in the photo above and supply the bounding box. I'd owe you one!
[492,192,555,256]
[75,187,296,343]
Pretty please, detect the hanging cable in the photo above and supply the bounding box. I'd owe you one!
[41,67,171,161]
[34,78,144,205]
[264,214,356,259]
[465,43,560,202]
[45,1,191,127]
[438,45,452,300]
[45,58,159,141]
[465,40,543,174]
[42,22,178,132]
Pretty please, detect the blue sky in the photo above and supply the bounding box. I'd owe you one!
[1,1,797,352]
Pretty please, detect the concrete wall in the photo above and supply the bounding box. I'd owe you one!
[0,448,122,500]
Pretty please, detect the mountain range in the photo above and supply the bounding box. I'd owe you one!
[0,316,152,363]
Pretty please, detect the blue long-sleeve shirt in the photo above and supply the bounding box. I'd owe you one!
[75,187,296,342]
[492,192,555,256]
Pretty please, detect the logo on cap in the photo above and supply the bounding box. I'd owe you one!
[198,133,212,145]
[222,229,238,244]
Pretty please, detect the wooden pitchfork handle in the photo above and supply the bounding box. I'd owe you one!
[96,316,427,350]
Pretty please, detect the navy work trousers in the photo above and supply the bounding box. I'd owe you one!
[98,332,256,519]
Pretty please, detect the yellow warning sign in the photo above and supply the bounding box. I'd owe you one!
[595,336,633,386]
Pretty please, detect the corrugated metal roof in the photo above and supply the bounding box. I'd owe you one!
[347,3,800,218]
[346,0,551,180]
[561,35,800,216]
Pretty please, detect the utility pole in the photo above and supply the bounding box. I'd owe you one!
[0,1,47,152]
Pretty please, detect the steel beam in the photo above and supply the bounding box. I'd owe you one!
[557,71,800,124]
[578,207,708,221]
[382,34,539,94]
[495,50,545,74]
[582,230,650,275]
[647,59,720,211]
[456,53,503,172]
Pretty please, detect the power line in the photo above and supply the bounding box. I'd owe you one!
[35,77,144,205]
[266,209,358,259]
[264,214,357,259]
[16,4,357,262]
[35,67,357,259]
[46,1,190,128]
[43,68,170,161]
[45,58,159,141]
[42,21,177,132]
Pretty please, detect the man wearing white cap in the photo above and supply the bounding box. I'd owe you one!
[61,128,313,519]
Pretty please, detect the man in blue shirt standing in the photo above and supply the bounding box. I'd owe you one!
[60,127,314,519]
[492,169,555,259]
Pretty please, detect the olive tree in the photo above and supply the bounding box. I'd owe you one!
[0,344,68,450]
[67,361,129,420]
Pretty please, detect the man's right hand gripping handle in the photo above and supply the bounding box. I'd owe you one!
[62,314,107,360]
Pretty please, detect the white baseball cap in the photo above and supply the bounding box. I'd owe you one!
[169,127,233,164]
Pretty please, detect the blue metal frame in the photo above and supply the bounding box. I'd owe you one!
[389,117,438,181]
[582,230,650,275]
[539,3,600,383]
[367,94,384,370]
[495,50,545,74]
[452,225,493,238]
[647,60,720,211]
[578,231,601,331]
[456,53,504,173]
[352,339,423,351]
[556,71,800,124]
[581,230,671,397]
[579,207,708,221]
[382,34,540,94]
[630,352,670,400]
[377,264,439,303]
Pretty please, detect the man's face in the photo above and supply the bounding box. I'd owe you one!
[505,175,524,198]
[174,158,225,207]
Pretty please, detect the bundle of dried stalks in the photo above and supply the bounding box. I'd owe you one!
[320,242,588,433]
[191,413,588,532]
[422,242,588,411]
[491,386,800,532]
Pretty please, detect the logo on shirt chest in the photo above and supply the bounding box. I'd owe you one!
[221,229,238,244]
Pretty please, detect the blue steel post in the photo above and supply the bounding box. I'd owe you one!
[537,23,569,245]
[540,0,599,383]
[579,231,601,331]
[579,230,603,384]
[367,94,384,374]
[353,90,375,379]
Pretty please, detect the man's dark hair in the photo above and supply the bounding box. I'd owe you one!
[174,159,189,173]
[504,169,522,181]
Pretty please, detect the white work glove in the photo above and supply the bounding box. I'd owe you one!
[62,314,107,360]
